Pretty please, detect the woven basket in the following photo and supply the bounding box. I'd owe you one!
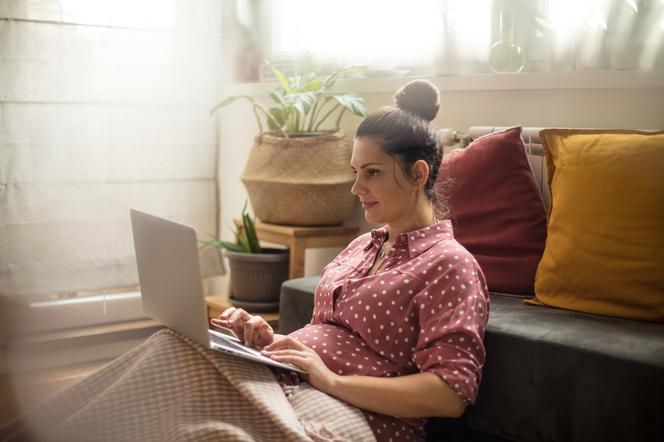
[241,130,356,226]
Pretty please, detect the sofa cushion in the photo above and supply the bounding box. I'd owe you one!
[530,129,664,322]
[278,276,318,334]
[438,127,547,296]
[468,293,664,442]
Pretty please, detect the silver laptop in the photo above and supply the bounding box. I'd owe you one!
[130,209,305,373]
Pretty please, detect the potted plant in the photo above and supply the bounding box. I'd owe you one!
[200,202,288,311]
[212,56,368,226]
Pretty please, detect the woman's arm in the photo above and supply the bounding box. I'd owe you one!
[262,337,466,418]
[327,371,466,418]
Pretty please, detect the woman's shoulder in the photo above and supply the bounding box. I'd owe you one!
[417,237,486,284]
[415,234,475,265]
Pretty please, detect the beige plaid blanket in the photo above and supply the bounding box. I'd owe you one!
[1,329,374,442]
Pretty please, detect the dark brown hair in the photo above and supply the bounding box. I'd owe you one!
[355,79,447,219]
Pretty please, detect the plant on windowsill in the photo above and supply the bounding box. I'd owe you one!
[211,56,368,226]
[199,202,288,310]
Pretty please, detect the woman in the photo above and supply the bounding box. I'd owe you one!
[213,79,489,442]
[3,80,487,442]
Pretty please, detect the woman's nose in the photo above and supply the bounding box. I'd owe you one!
[351,176,363,195]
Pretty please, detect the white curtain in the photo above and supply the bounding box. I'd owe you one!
[268,0,444,70]
[0,0,223,304]
[262,0,664,74]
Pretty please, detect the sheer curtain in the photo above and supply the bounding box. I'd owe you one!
[0,0,224,333]
[259,0,664,74]
[268,0,443,70]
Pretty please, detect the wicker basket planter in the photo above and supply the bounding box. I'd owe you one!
[224,248,289,305]
[241,130,356,226]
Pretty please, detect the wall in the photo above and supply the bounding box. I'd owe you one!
[217,71,664,292]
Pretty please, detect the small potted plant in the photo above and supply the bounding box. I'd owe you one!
[200,202,288,311]
[212,56,368,226]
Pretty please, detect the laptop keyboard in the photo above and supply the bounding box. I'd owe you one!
[209,329,242,345]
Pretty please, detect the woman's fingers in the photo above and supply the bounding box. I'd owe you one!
[263,348,304,357]
[243,316,275,348]
[243,315,261,346]
[264,349,308,365]
[213,308,250,340]
[262,336,305,352]
[256,322,275,348]
[229,308,250,324]
[218,307,236,320]
[211,307,236,327]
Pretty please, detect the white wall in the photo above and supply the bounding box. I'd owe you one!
[216,72,664,294]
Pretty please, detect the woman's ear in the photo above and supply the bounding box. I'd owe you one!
[412,160,430,188]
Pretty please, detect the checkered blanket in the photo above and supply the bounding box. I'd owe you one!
[1,329,374,442]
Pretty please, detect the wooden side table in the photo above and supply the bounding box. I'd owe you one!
[233,220,359,280]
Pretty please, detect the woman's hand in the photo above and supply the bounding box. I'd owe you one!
[261,337,339,393]
[210,307,274,349]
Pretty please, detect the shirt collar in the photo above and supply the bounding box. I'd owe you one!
[364,220,454,259]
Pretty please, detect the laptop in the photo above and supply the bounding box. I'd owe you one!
[129,209,305,374]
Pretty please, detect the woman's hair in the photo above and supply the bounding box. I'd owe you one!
[355,79,448,219]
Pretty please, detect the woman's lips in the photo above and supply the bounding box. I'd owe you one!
[361,201,377,210]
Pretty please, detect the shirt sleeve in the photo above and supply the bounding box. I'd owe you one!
[411,259,489,404]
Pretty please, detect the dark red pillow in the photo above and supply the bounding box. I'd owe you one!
[437,127,547,296]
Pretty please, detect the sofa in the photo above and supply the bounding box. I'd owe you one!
[278,127,664,442]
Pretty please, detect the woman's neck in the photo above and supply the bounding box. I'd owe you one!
[386,201,437,240]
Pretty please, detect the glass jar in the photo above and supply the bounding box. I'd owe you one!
[489,10,525,74]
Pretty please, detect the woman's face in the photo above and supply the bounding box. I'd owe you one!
[350,137,417,225]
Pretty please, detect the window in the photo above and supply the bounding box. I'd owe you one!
[0,0,224,334]
[233,0,664,79]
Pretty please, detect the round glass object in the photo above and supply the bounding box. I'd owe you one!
[489,10,525,74]
[489,38,525,74]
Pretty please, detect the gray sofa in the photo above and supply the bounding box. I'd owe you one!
[278,127,664,442]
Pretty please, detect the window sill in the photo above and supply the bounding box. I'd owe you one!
[4,319,164,374]
[227,69,664,96]
[12,318,162,345]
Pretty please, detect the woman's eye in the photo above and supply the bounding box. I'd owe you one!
[367,170,380,178]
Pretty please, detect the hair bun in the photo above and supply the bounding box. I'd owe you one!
[394,79,440,122]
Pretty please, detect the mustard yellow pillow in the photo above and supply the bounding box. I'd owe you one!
[527,129,664,322]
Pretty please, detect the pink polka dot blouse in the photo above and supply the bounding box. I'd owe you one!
[288,220,490,442]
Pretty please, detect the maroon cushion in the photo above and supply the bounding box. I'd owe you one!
[438,127,547,296]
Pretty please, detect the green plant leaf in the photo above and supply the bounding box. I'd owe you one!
[270,65,291,94]
[199,238,247,253]
[332,94,368,117]
[242,212,262,253]
[302,78,322,92]
[220,240,249,253]
[290,112,301,133]
[267,107,287,131]
[198,238,222,249]
[284,92,316,116]
[215,59,366,135]
[237,232,251,252]
[269,90,289,107]
[321,65,364,90]
[210,95,255,115]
